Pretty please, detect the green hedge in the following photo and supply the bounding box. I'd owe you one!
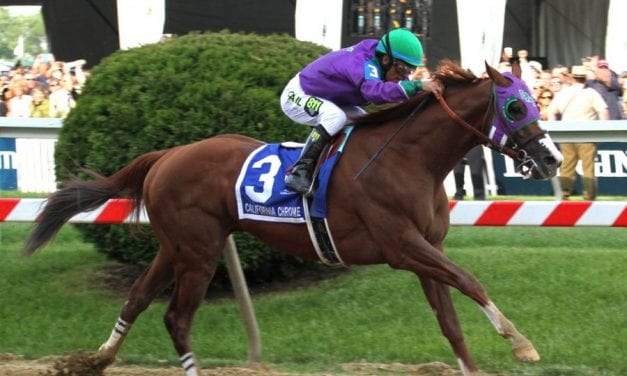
[55,31,330,285]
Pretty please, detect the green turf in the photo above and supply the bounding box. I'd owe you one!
[0,223,625,375]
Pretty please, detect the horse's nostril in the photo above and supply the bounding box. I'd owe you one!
[545,156,559,166]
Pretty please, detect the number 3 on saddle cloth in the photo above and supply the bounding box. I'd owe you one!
[235,127,354,266]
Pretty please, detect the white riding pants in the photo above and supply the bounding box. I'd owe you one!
[280,75,366,136]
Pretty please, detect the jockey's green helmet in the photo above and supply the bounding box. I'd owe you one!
[375,28,424,67]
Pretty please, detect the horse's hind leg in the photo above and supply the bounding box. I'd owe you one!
[163,253,221,376]
[418,276,478,375]
[97,249,174,364]
[160,218,226,376]
[164,261,218,376]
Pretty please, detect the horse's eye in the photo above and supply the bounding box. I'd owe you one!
[505,99,527,122]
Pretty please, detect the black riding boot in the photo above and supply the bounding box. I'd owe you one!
[285,125,331,195]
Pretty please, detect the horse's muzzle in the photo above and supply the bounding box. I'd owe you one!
[520,134,563,180]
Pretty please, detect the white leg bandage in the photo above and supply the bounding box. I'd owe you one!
[481,301,503,334]
[180,352,199,376]
[100,317,129,350]
[457,358,472,376]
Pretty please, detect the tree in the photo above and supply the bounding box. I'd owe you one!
[0,7,47,62]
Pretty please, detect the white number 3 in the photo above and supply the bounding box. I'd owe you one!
[244,155,281,203]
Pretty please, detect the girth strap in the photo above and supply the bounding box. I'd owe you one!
[303,197,344,267]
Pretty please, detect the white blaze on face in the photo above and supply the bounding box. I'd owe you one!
[539,134,563,164]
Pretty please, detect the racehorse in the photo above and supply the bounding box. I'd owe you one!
[23,60,562,376]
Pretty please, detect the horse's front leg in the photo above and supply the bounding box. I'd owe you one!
[480,301,540,362]
[418,275,478,375]
[382,229,539,366]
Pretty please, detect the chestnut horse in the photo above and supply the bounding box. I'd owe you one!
[24,61,562,375]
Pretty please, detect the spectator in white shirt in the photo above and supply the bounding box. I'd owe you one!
[7,80,32,118]
[49,74,76,118]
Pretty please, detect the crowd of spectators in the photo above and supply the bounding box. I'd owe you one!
[499,50,627,201]
[498,50,626,120]
[0,54,87,118]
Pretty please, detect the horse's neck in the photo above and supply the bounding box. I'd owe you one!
[399,83,491,180]
[347,81,491,185]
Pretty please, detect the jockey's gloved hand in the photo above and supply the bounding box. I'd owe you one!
[421,79,444,97]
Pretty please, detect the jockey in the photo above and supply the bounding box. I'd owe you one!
[281,28,444,195]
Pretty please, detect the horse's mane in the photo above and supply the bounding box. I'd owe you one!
[432,59,479,86]
[354,59,480,126]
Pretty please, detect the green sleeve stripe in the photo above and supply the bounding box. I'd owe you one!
[400,80,416,96]
[400,80,422,96]
[413,79,422,91]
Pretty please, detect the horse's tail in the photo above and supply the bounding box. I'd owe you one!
[23,149,168,256]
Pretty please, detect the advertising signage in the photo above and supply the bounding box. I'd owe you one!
[492,142,627,196]
[0,138,17,190]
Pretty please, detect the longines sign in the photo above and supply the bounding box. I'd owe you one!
[493,142,627,195]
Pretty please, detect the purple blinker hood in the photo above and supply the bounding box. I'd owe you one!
[489,72,540,146]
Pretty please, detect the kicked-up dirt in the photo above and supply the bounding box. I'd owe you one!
[0,353,472,375]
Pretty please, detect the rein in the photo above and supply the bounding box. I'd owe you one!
[353,85,526,180]
[353,95,430,179]
[434,92,522,160]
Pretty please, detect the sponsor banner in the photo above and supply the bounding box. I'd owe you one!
[492,142,627,195]
[0,138,17,190]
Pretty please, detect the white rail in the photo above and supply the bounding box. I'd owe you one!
[0,118,63,139]
[541,120,627,142]
[2,119,627,195]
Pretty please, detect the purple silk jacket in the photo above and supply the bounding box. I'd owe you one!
[298,39,417,107]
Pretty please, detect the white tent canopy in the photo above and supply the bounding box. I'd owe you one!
[116,0,165,50]
[293,0,626,74]
[455,0,506,75]
[605,0,627,73]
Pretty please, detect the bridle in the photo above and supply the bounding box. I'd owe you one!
[434,91,522,160]
[434,80,549,179]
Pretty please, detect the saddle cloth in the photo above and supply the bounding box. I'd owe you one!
[235,127,352,223]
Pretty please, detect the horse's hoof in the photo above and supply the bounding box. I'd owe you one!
[95,347,117,366]
[513,343,540,362]
[48,350,112,376]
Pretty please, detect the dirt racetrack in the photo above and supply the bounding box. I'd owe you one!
[0,353,470,376]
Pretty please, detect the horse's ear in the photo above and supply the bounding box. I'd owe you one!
[511,60,522,79]
[485,61,512,87]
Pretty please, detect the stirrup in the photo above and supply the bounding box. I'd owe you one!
[285,162,315,195]
[285,177,314,195]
